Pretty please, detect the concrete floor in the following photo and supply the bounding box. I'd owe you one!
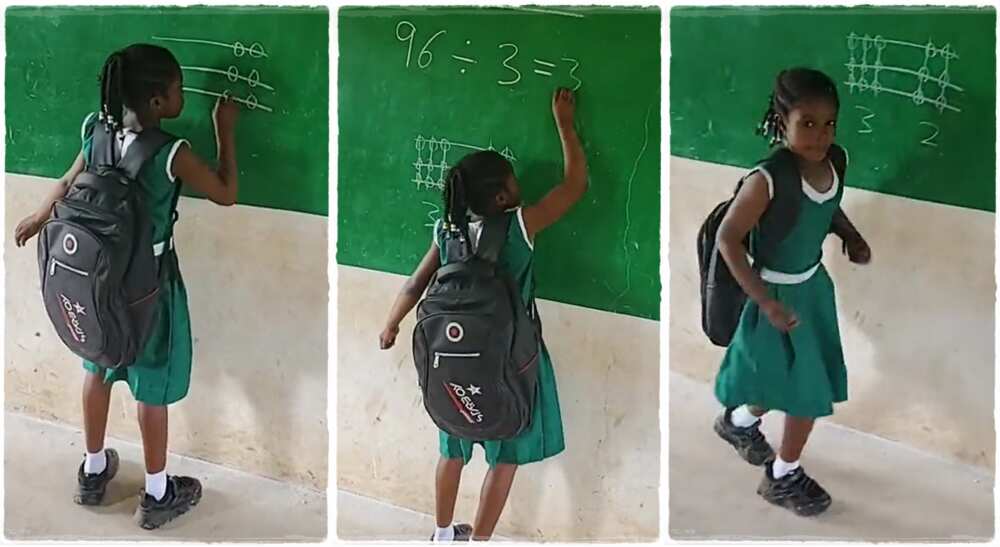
[5,412,327,541]
[670,372,995,541]
[337,489,511,541]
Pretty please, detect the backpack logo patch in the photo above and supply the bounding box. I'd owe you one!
[444,382,483,423]
[58,293,87,343]
[445,322,464,343]
[62,233,78,255]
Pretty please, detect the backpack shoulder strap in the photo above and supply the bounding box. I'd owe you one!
[753,146,801,264]
[117,127,175,180]
[828,143,847,184]
[476,213,513,264]
[827,144,853,241]
[759,146,800,200]
[89,121,118,169]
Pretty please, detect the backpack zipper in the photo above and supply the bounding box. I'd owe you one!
[434,352,481,368]
[517,350,540,374]
[49,258,89,277]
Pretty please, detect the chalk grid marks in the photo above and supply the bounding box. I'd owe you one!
[412,135,518,190]
[845,33,964,113]
[153,35,276,112]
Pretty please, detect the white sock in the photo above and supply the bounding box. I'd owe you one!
[433,524,455,541]
[84,449,107,475]
[729,405,760,428]
[772,456,800,479]
[145,470,168,501]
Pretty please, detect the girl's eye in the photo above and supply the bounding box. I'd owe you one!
[827,121,837,127]
[804,121,815,128]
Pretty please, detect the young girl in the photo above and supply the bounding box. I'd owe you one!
[378,88,586,541]
[712,68,871,516]
[13,44,241,530]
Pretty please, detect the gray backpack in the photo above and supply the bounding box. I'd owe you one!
[37,123,177,369]
[412,213,541,441]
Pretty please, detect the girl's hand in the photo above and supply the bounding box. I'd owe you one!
[14,212,46,247]
[761,299,800,332]
[213,96,240,136]
[843,234,871,265]
[552,87,576,129]
[379,324,400,350]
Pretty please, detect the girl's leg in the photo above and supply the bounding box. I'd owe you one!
[82,371,113,454]
[778,415,815,463]
[748,405,769,418]
[758,414,830,517]
[435,457,465,528]
[471,463,518,541]
[75,371,119,505]
[137,402,168,476]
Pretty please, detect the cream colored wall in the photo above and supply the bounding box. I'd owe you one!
[670,156,995,469]
[5,174,328,490]
[336,265,659,541]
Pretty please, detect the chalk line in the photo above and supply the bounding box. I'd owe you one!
[844,62,964,92]
[843,81,960,112]
[181,65,275,91]
[510,6,585,18]
[613,104,652,306]
[152,35,268,58]
[182,87,274,112]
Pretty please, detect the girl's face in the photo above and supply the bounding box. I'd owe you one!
[495,174,522,210]
[781,97,838,163]
[151,77,184,119]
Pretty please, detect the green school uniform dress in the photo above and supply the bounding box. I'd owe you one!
[433,209,566,466]
[79,113,195,406]
[715,159,849,418]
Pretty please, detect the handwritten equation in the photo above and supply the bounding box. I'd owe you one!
[412,134,517,191]
[153,35,275,113]
[395,21,582,90]
[845,33,964,113]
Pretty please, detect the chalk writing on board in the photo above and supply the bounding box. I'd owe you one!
[613,104,653,306]
[182,87,274,112]
[498,43,522,85]
[919,121,940,147]
[510,7,585,18]
[855,105,875,134]
[413,135,517,190]
[394,21,583,90]
[152,35,268,58]
[422,201,442,228]
[160,35,275,113]
[181,65,275,91]
[845,33,963,113]
[532,59,555,77]
[562,58,582,90]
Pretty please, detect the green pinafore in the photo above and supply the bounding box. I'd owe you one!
[79,113,195,406]
[715,161,848,418]
[433,209,566,466]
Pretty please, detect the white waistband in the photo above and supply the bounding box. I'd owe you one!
[760,262,820,285]
[153,237,174,257]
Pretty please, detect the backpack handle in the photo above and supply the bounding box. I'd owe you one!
[117,128,174,180]
[476,213,513,264]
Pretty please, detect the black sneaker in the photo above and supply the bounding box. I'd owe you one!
[757,461,832,516]
[714,408,775,466]
[74,448,120,506]
[135,475,203,530]
[430,523,473,541]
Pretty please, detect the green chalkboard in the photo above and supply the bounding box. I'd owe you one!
[338,6,661,320]
[5,6,328,216]
[671,6,996,212]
